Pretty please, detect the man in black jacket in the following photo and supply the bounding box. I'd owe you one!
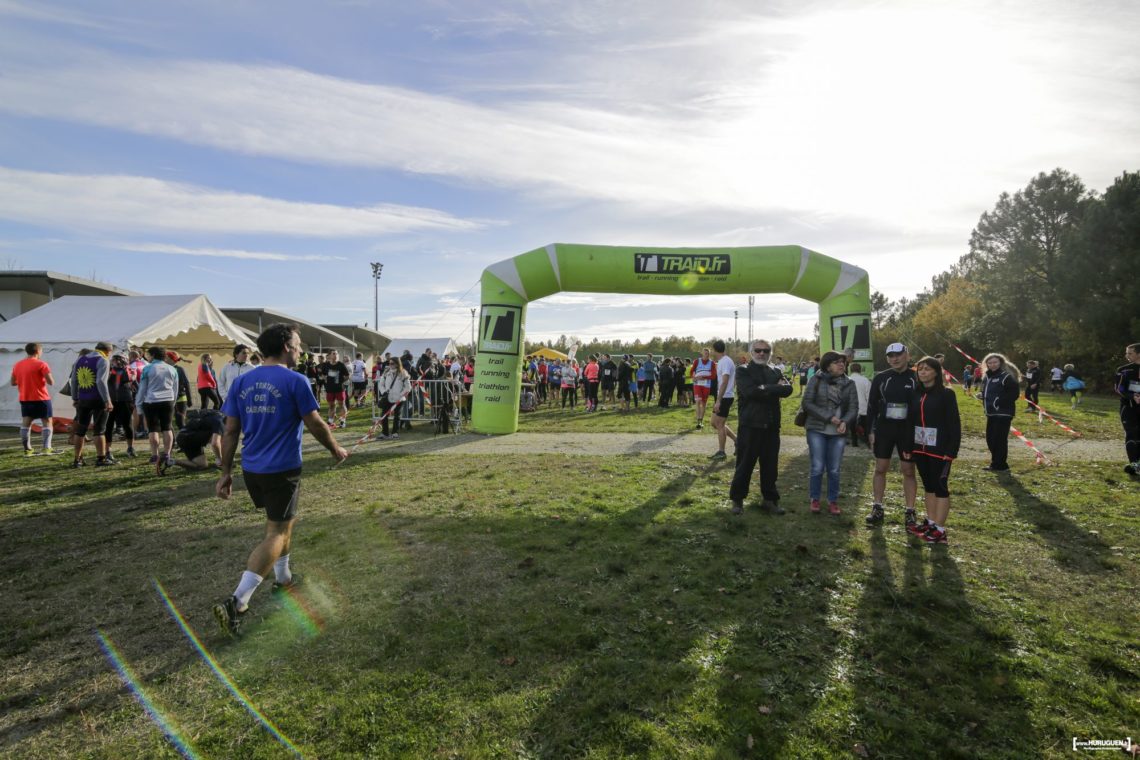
[729,340,793,515]
[1116,343,1140,476]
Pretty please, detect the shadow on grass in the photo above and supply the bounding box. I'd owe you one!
[850,528,1033,758]
[997,474,1114,574]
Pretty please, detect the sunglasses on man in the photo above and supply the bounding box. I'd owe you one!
[751,347,771,354]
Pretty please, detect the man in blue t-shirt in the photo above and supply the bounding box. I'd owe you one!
[213,323,348,637]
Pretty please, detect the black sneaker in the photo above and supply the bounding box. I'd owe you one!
[213,596,245,637]
[94,457,114,467]
[758,500,785,516]
[904,509,917,529]
[1124,462,1140,477]
[711,450,727,461]
[271,573,303,594]
[865,504,885,526]
[730,500,744,515]
[126,447,137,458]
[70,458,85,469]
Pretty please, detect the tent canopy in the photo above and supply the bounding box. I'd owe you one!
[0,294,250,351]
[529,346,569,361]
[381,337,459,361]
[0,294,250,426]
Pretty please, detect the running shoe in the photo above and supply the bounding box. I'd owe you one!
[865,504,884,525]
[42,448,58,456]
[94,457,114,467]
[1124,462,1140,476]
[212,596,246,637]
[730,500,744,515]
[23,448,34,457]
[904,509,918,529]
[70,458,85,468]
[271,573,303,594]
[922,526,948,544]
[711,450,727,460]
[126,447,137,458]
[828,501,841,515]
[907,519,932,537]
[389,433,399,440]
[810,499,821,513]
[149,455,159,464]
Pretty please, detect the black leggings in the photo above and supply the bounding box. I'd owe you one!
[561,387,577,408]
[380,399,401,436]
[104,403,134,445]
[198,388,222,409]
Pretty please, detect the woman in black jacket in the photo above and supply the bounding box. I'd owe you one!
[981,352,1021,472]
[907,356,961,544]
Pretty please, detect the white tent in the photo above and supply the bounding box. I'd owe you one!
[381,337,460,361]
[0,294,250,426]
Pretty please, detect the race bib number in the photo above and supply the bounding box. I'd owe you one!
[885,402,908,421]
[328,371,340,382]
[1128,381,1140,394]
[914,426,938,446]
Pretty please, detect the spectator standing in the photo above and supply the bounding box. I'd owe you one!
[70,341,114,468]
[981,353,1021,471]
[849,362,871,447]
[802,351,858,514]
[729,340,793,515]
[584,355,600,412]
[376,357,411,439]
[10,341,56,456]
[657,358,675,408]
[641,354,659,403]
[907,356,962,544]
[218,344,254,402]
[317,350,351,427]
[166,351,192,429]
[865,343,920,528]
[136,346,179,472]
[710,340,737,460]
[1023,360,1042,412]
[104,353,136,458]
[1116,343,1140,477]
[197,353,221,409]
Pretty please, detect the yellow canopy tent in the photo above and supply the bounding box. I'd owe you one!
[529,346,569,361]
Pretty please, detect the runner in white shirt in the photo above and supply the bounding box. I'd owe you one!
[349,353,368,408]
[710,340,738,460]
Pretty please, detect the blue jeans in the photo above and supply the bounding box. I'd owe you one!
[807,430,847,502]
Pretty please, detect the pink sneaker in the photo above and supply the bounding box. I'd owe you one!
[828,501,841,515]
[810,499,821,513]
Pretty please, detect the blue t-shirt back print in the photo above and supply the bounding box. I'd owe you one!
[222,365,319,474]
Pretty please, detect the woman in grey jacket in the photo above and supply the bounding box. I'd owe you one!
[803,351,860,514]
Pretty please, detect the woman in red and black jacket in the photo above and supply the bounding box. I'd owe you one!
[907,356,961,545]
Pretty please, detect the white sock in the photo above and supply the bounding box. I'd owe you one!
[273,555,292,584]
[232,570,263,611]
[42,428,52,449]
[19,426,29,450]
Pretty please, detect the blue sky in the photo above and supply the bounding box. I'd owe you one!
[1,0,1137,345]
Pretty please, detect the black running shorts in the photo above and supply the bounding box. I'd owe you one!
[915,455,952,497]
[143,401,175,432]
[74,401,109,437]
[243,467,302,522]
[714,397,734,418]
[872,422,913,460]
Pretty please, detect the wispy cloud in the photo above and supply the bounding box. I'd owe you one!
[1,5,1135,230]
[113,242,346,262]
[0,0,109,29]
[0,167,486,236]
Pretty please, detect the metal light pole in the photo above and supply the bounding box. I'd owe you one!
[748,296,755,344]
[734,310,738,344]
[370,262,383,330]
[470,308,476,351]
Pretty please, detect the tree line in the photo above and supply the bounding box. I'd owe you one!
[875,168,1138,389]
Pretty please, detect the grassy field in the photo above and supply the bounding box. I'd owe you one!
[518,388,1124,442]
[1,405,1137,758]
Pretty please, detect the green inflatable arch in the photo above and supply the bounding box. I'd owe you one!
[472,244,872,434]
